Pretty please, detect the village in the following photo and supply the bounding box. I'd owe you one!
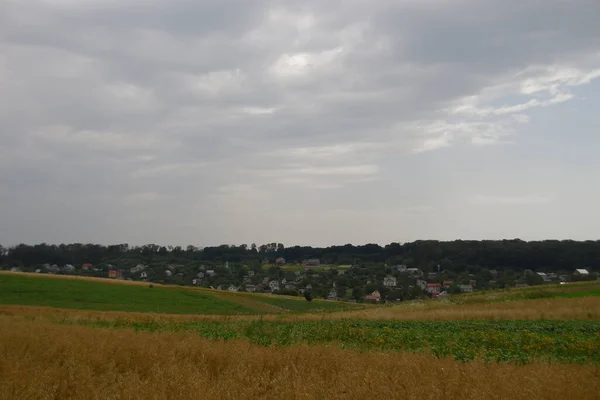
[6,256,596,303]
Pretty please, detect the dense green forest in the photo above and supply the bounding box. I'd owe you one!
[1,240,599,272]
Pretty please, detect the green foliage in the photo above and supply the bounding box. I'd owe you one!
[71,319,600,364]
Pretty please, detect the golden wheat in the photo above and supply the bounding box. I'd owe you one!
[0,317,598,400]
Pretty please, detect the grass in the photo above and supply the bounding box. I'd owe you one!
[0,272,358,315]
[1,317,599,400]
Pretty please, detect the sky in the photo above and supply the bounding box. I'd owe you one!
[2,0,600,247]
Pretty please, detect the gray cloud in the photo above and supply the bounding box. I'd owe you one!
[2,0,600,245]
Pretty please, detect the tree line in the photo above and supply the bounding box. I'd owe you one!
[1,239,599,272]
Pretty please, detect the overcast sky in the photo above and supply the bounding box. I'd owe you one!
[2,0,600,247]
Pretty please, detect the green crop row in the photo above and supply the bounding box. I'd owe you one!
[59,318,600,364]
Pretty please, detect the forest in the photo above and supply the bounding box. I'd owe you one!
[2,239,599,272]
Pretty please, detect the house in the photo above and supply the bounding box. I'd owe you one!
[559,275,570,282]
[327,290,337,300]
[416,280,427,290]
[262,277,270,285]
[196,272,205,279]
[243,275,252,283]
[63,264,75,272]
[427,272,438,280]
[536,272,551,282]
[282,278,287,285]
[140,271,148,279]
[469,279,477,287]
[130,264,147,274]
[245,284,256,293]
[35,269,41,273]
[458,284,473,293]
[396,265,407,273]
[276,257,286,265]
[406,268,423,277]
[108,269,120,279]
[574,269,590,276]
[302,258,320,268]
[227,285,238,292]
[165,270,172,277]
[383,276,397,287]
[426,283,441,295]
[269,280,280,291]
[442,281,453,288]
[547,273,558,280]
[206,270,216,277]
[81,263,93,271]
[192,278,201,285]
[365,290,381,303]
[248,270,255,277]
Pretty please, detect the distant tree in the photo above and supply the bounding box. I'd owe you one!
[304,291,313,302]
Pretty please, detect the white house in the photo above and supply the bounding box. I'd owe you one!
[406,268,423,277]
[63,264,75,272]
[383,276,397,287]
[416,280,427,290]
[165,270,172,277]
[140,271,148,279]
[458,284,473,293]
[130,264,147,273]
[536,272,551,282]
[327,290,337,300]
[396,265,407,272]
[206,270,216,277]
[227,285,238,292]
[574,269,590,276]
[269,280,280,291]
[196,272,205,279]
[35,269,41,273]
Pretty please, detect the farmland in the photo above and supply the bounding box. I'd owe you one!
[0,273,358,315]
[1,274,599,399]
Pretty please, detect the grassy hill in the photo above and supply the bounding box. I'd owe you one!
[0,273,359,315]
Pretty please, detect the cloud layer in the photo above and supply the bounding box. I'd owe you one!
[2,0,600,245]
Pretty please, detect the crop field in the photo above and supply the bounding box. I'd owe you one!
[0,273,358,315]
[1,274,600,399]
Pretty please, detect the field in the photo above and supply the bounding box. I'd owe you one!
[0,272,358,315]
[1,273,599,399]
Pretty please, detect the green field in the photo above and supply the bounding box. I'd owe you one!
[62,318,600,364]
[0,274,357,315]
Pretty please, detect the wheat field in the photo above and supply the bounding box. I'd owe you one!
[1,317,599,400]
